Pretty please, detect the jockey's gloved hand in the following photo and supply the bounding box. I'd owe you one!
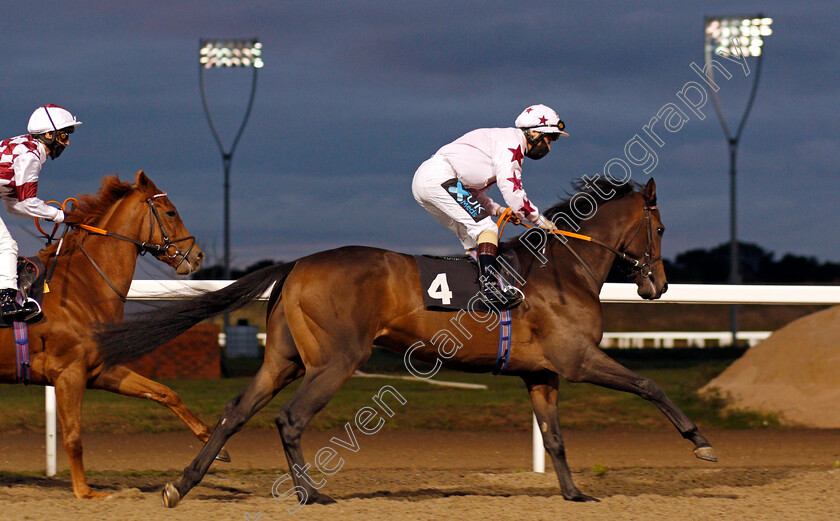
[51,210,65,223]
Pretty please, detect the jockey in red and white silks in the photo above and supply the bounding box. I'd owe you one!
[0,105,79,320]
[412,127,541,248]
[412,104,568,308]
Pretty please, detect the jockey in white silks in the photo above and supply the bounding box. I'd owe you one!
[412,104,568,309]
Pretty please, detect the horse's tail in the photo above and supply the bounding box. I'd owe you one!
[96,261,297,366]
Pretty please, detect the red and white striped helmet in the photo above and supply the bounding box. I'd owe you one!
[27,104,82,135]
[515,104,568,136]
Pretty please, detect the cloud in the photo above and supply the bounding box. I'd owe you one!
[2,0,838,273]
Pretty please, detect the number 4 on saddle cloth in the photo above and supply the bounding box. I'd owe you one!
[413,250,523,374]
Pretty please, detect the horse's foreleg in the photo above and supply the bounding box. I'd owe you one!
[89,365,231,462]
[570,347,717,461]
[53,364,108,499]
[523,373,598,502]
[165,357,304,507]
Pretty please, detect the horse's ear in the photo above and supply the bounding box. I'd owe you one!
[135,170,149,188]
[135,170,161,193]
[644,178,657,205]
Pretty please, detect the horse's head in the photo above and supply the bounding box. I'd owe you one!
[618,178,667,299]
[128,171,204,275]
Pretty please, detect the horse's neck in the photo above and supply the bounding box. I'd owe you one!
[48,200,145,313]
[82,203,146,282]
[551,196,640,290]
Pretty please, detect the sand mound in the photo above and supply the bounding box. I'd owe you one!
[700,305,840,428]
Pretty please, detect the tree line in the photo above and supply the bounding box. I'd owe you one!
[661,242,840,284]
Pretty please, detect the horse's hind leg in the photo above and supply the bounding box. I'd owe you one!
[90,365,231,462]
[566,347,717,461]
[273,316,371,506]
[273,359,362,506]
[164,321,305,507]
[523,372,598,502]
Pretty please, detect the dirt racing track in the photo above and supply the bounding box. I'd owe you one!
[1,428,839,521]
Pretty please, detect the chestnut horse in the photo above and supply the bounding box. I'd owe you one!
[0,171,215,499]
[97,177,717,507]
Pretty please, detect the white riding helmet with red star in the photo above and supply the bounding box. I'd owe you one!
[515,104,568,136]
[27,104,82,135]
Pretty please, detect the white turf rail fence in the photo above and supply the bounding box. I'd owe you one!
[39,282,840,477]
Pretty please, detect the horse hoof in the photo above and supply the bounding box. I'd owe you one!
[216,448,231,463]
[694,445,718,462]
[308,492,337,505]
[161,483,180,508]
[566,490,599,502]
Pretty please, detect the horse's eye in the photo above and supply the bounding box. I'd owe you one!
[166,211,177,217]
[657,227,665,236]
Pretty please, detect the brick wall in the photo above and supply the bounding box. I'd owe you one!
[127,323,221,379]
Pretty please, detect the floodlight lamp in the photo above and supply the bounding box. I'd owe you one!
[199,39,264,69]
[705,15,772,58]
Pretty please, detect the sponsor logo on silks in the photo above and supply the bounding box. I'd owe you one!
[441,178,486,223]
[448,181,470,202]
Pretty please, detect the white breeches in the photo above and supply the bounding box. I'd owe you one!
[412,156,497,250]
[0,216,18,290]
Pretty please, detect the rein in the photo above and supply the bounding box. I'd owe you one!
[40,193,196,302]
[496,204,662,284]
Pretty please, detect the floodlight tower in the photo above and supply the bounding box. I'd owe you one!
[703,16,772,345]
[198,39,263,288]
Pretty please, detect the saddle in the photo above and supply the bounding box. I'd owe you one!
[414,249,523,311]
[0,256,47,328]
[413,250,520,374]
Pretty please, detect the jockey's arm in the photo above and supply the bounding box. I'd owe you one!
[4,197,64,222]
[491,144,542,224]
[495,171,540,224]
[8,153,64,222]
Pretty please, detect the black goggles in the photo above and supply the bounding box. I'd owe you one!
[56,127,74,142]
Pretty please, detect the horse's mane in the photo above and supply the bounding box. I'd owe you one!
[542,177,641,226]
[40,176,135,258]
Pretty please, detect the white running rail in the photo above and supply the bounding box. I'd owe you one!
[600,331,771,348]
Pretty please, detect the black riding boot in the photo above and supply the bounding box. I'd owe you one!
[0,288,24,321]
[477,243,523,309]
[0,288,40,324]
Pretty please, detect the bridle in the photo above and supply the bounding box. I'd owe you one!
[498,202,662,286]
[44,193,197,302]
[607,204,662,281]
[124,193,197,267]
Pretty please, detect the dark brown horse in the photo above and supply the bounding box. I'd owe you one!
[0,171,216,499]
[97,177,717,507]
